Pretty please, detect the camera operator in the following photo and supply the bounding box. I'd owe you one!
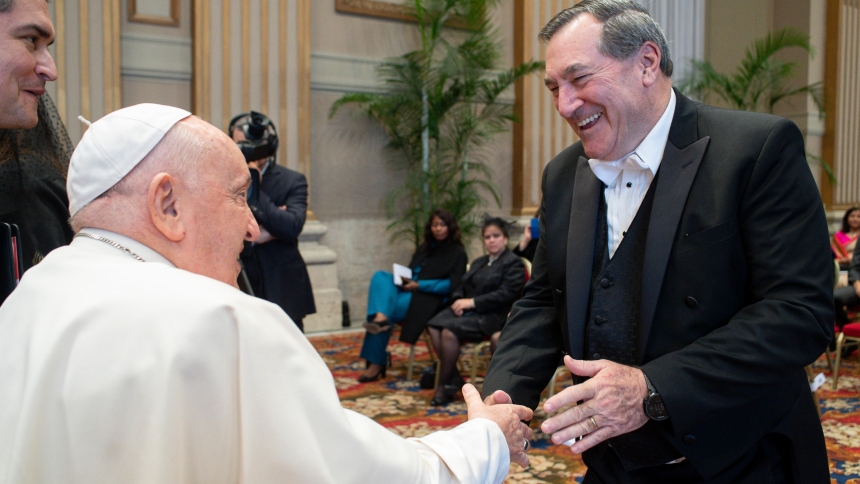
[229,111,315,331]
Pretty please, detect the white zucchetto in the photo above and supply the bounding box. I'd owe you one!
[67,103,191,217]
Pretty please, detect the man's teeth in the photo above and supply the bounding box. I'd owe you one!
[577,112,602,127]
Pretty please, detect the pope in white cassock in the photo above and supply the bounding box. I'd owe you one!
[0,104,534,484]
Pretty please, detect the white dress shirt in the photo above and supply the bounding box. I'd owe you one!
[588,90,676,258]
[0,230,510,484]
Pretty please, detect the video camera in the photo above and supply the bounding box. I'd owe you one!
[228,111,279,163]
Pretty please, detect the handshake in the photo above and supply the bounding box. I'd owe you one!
[462,384,533,468]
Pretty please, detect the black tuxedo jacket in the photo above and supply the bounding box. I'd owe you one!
[241,164,316,323]
[483,91,833,481]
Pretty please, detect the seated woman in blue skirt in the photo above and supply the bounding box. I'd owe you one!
[426,217,526,405]
[358,208,468,382]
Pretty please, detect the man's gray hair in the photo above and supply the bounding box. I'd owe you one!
[539,0,673,77]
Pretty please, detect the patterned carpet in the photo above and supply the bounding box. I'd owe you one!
[308,328,860,483]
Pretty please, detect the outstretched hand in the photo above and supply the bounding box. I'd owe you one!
[540,356,649,454]
[463,384,533,468]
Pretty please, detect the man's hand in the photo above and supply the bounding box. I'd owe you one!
[450,298,475,316]
[854,280,860,298]
[463,384,533,468]
[541,356,649,454]
[483,389,513,406]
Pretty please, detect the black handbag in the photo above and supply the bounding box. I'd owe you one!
[419,363,437,389]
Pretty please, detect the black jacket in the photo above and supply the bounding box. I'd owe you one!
[452,248,525,335]
[241,163,315,323]
[483,90,833,482]
[398,241,468,345]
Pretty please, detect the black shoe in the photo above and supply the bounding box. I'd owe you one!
[429,384,459,406]
[358,365,386,383]
[430,392,453,406]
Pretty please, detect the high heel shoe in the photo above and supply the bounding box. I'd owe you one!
[429,384,459,406]
[358,364,386,383]
[363,320,392,335]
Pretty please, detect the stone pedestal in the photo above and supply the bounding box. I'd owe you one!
[299,220,343,333]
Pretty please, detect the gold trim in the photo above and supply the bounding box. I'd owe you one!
[80,0,90,124]
[114,0,122,109]
[279,0,287,166]
[298,0,313,218]
[192,0,211,119]
[242,0,250,111]
[55,0,66,122]
[223,0,231,129]
[822,0,842,207]
[261,0,269,110]
[103,0,113,112]
[334,0,469,29]
[203,0,211,120]
[192,0,200,113]
[128,0,180,27]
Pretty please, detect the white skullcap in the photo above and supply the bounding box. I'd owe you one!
[67,103,192,217]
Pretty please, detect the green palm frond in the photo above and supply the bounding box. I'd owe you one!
[331,0,544,247]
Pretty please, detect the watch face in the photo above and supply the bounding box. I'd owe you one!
[646,395,669,420]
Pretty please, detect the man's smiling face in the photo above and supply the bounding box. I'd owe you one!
[0,0,56,129]
[544,13,655,161]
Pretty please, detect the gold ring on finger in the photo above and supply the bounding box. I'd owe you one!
[589,416,598,431]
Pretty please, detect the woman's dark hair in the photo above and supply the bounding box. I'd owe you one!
[421,208,463,250]
[841,206,860,233]
[482,217,510,239]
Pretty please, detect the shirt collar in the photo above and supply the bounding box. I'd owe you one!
[76,228,176,267]
[587,89,676,185]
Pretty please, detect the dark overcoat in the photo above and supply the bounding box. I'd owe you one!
[241,164,316,323]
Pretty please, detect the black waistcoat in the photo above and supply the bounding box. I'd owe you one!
[584,176,683,471]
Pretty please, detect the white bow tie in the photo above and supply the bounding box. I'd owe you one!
[588,154,650,186]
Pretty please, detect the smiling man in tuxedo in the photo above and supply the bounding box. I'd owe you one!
[482,1,833,482]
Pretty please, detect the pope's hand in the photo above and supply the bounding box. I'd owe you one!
[463,384,533,468]
[540,356,649,454]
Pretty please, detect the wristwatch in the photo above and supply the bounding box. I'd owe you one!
[643,373,669,421]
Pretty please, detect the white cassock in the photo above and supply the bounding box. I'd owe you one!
[0,229,509,484]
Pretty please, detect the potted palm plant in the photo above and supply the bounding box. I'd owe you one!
[678,27,832,181]
[330,0,543,246]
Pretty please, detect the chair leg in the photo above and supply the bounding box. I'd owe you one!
[833,332,845,390]
[806,365,823,420]
[548,366,567,398]
[407,344,415,381]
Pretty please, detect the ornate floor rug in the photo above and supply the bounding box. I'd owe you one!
[308,329,860,483]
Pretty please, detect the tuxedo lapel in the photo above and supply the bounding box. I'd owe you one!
[566,157,603,359]
[637,136,710,360]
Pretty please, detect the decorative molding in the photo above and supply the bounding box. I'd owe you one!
[121,33,192,81]
[128,0,180,27]
[334,0,469,28]
[310,52,515,104]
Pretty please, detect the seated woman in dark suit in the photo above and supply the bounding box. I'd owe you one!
[357,208,468,382]
[426,218,526,405]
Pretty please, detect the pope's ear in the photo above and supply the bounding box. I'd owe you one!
[148,172,186,242]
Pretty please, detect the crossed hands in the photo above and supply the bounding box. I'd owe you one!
[463,384,533,468]
[540,356,649,453]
